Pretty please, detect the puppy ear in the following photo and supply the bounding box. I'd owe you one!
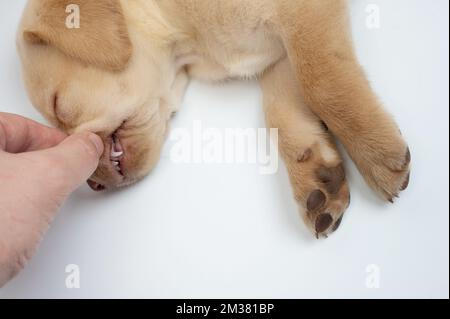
[23,0,132,71]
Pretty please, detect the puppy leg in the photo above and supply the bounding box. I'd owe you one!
[260,58,350,238]
[274,1,411,201]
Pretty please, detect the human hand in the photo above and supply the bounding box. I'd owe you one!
[0,112,104,287]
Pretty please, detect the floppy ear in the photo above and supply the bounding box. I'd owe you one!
[23,0,132,71]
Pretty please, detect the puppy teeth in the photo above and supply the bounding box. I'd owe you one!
[111,149,123,158]
[112,161,119,166]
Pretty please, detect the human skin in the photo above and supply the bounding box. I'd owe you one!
[0,112,103,287]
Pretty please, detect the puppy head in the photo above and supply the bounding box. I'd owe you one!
[17,0,173,190]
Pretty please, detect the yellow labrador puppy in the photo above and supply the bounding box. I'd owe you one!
[17,0,411,238]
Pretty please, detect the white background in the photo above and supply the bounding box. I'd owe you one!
[0,0,448,299]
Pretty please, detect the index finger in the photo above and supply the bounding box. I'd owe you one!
[0,112,67,153]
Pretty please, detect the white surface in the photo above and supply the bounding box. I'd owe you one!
[0,0,448,299]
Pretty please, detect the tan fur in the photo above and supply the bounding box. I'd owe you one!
[22,0,132,71]
[17,0,411,237]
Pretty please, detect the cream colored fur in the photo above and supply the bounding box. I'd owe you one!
[17,0,411,237]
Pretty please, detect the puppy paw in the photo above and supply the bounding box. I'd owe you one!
[352,133,411,202]
[287,144,351,238]
[303,164,350,238]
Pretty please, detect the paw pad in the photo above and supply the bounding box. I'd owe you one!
[315,213,333,233]
[316,164,345,194]
[307,190,326,211]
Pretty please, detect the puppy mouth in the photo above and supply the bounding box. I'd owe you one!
[110,133,125,174]
[87,130,125,191]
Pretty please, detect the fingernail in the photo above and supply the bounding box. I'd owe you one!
[88,133,104,156]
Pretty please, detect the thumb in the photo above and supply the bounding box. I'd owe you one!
[37,132,104,193]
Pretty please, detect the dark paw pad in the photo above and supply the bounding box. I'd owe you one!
[316,164,345,194]
[315,213,333,233]
[307,190,326,211]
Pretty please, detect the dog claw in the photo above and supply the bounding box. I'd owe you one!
[401,172,410,191]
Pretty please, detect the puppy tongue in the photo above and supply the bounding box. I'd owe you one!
[87,180,106,192]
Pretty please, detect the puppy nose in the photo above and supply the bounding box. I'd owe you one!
[87,179,106,192]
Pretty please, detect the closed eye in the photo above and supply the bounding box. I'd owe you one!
[52,93,59,117]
